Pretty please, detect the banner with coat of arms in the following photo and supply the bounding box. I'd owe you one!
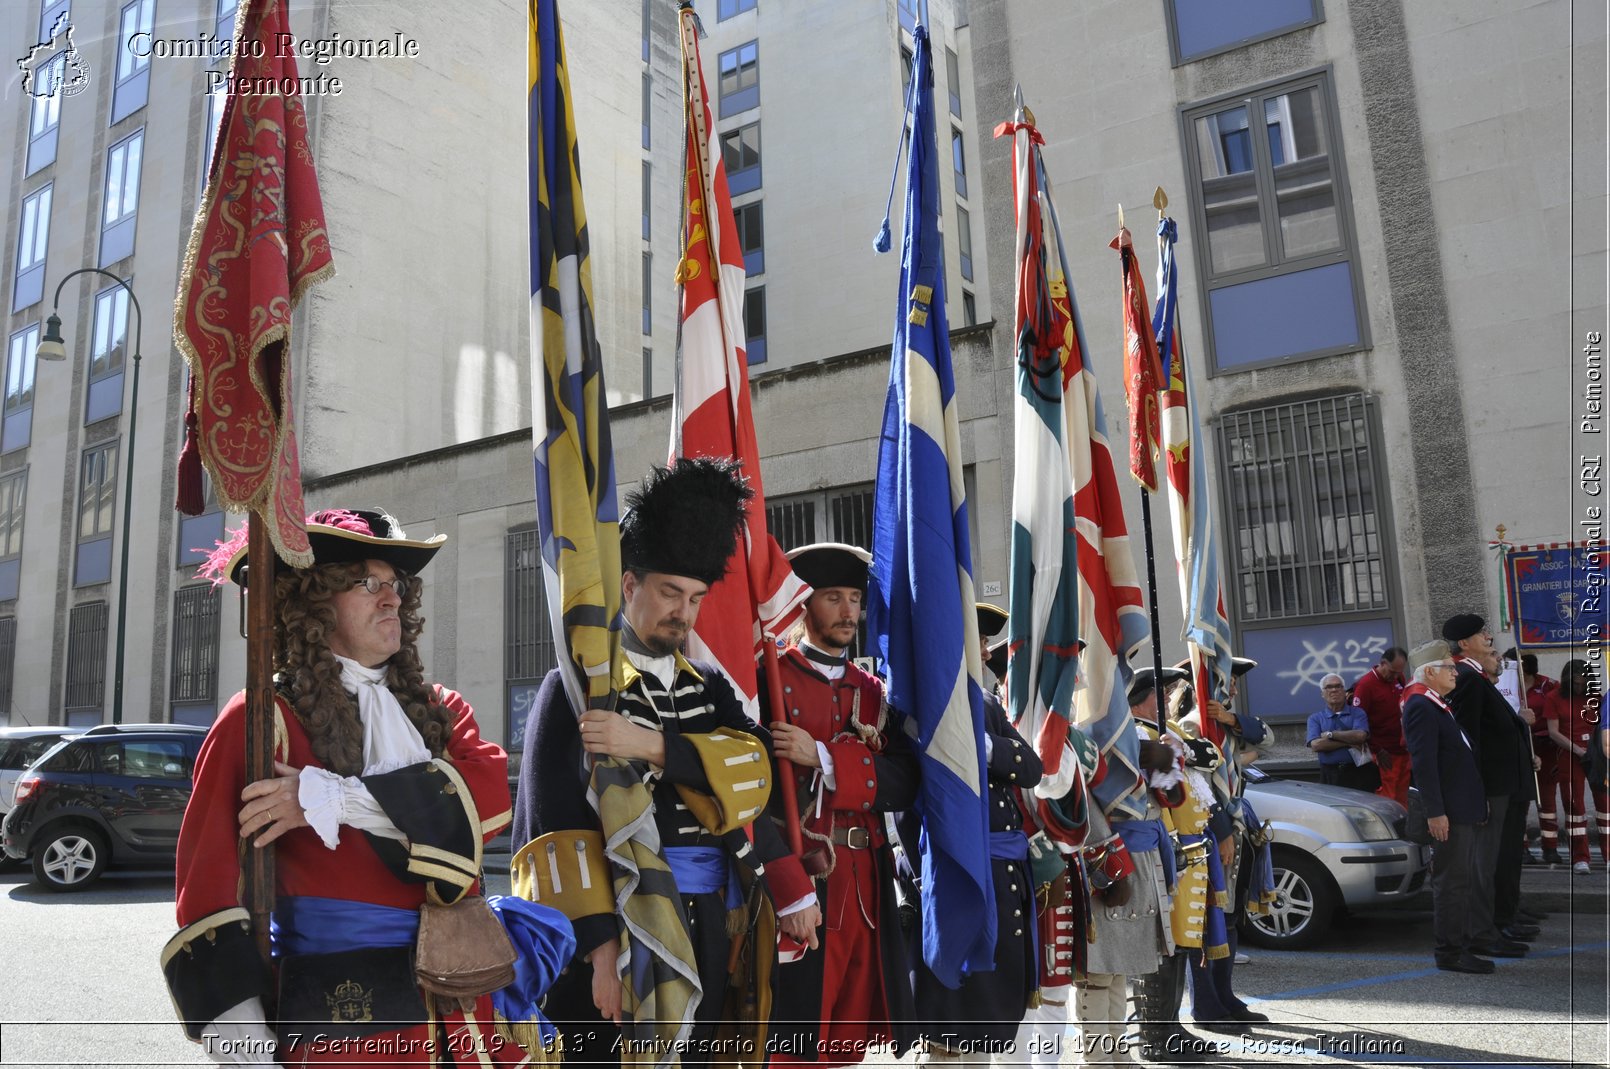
[1503,542,1608,649]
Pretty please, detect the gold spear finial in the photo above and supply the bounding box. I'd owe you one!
[1154,186,1168,214]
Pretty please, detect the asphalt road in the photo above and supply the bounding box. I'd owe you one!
[0,864,1603,1068]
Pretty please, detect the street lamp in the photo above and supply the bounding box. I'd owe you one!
[36,269,142,726]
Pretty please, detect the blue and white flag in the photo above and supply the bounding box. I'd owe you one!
[867,21,994,989]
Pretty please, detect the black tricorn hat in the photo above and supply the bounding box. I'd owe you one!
[1173,654,1258,678]
[213,508,445,587]
[1441,613,1487,643]
[1127,665,1190,705]
[620,457,752,587]
[976,603,1009,640]
[787,542,871,593]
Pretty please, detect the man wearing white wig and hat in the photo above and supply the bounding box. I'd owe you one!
[163,508,564,1066]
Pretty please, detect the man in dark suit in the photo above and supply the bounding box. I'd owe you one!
[1442,614,1542,957]
[1402,641,1495,974]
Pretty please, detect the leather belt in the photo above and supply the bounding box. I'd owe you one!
[830,826,880,849]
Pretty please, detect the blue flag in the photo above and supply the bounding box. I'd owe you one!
[867,21,994,988]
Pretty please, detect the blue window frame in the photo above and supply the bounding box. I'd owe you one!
[721,122,761,196]
[956,204,973,282]
[111,0,154,123]
[718,41,758,117]
[27,53,65,174]
[735,202,764,276]
[719,0,757,18]
[85,283,129,424]
[75,441,118,587]
[1169,0,1322,65]
[0,470,25,601]
[100,129,143,266]
[4,326,39,453]
[744,286,766,365]
[14,185,52,311]
[1182,71,1366,371]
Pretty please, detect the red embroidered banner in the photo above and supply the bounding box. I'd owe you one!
[173,0,333,567]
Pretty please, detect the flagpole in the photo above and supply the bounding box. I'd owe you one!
[1495,526,1544,803]
[244,513,277,965]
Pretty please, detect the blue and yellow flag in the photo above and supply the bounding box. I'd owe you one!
[529,0,620,717]
[867,21,994,989]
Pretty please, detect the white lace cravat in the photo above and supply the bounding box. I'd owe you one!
[295,656,431,850]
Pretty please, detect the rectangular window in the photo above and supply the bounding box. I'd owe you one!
[962,291,977,327]
[642,346,652,399]
[505,528,555,763]
[0,470,25,602]
[41,0,69,41]
[85,283,129,424]
[952,127,968,200]
[901,46,913,96]
[721,122,762,196]
[111,0,155,123]
[641,72,651,150]
[216,0,239,39]
[76,442,118,587]
[718,41,759,117]
[177,464,224,568]
[201,78,228,189]
[641,0,649,61]
[0,617,15,720]
[170,583,221,720]
[946,47,962,118]
[744,286,766,366]
[1183,73,1365,370]
[27,53,65,174]
[1168,0,1321,65]
[65,602,109,716]
[956,204,973,282]
[719,0,757,18]
[100,129,144,266]
[735,201,764,276]
[897,0,920,33]
[4,325,39,453]
[14,184,52,311]
[642,253,652,335]
[642,161,651,240]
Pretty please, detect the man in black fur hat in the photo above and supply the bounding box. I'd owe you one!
[512,458,813,1065]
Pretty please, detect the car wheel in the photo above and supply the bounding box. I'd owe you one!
[31,825,109,892]
[1241,850,1338,950]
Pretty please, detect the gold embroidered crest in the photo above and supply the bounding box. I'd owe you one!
[326,979,374,1024]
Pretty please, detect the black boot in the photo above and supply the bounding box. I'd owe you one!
[1133,959,1214,1063]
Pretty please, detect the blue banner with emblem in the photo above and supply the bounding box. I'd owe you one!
[1505,544,1608,649]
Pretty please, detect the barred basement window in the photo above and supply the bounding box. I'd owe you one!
[766,484,875,553]
[1217,393,1390,621]
[170,584,220,704]
[506,527,555,760]
[65,602,109,716]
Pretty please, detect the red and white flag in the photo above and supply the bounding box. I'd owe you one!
[670,9,807,718]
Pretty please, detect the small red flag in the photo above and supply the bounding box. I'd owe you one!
[1112,225,1163,493]
[173,0,333,567]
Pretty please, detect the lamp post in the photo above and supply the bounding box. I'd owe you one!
[36,269,142,725]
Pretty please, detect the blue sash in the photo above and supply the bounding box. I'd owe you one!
[270,895,418,957]
[1116,818,1177,891]
[989,830,1029,861]
[664,845,741,909]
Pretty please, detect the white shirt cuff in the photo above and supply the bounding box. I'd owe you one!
[777,892,818,917]
[201,997,277,1065]
[297,766,407,850]
[817,742,836,792]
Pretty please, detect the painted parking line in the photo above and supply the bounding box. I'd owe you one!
[1245,940,1610,1002]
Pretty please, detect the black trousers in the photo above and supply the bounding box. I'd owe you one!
[1430,819,1484,957]
[1493,793,1528,928]
[1473,795,1506,943]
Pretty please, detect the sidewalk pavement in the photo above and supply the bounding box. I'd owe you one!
[1520,853,1609,914]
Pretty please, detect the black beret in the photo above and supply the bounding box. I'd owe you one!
[1441,614,1486,643]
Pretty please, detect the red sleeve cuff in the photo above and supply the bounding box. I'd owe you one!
[824,741,878,812]
[763,853,814,907]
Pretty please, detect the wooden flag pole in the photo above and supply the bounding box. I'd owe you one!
[762,635,805,856]
[245,512,277,965]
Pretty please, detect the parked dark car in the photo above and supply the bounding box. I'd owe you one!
[0,726,76,814]
[1,723,208,891]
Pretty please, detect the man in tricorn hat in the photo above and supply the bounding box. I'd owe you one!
[164,509,552,1065]
[763,541,919,1066]
[512,459,808,1065]
[912,603,1042,1065]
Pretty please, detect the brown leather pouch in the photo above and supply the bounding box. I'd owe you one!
[413,895,517,1007]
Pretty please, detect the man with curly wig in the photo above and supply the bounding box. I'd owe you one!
[162,508,566,1066]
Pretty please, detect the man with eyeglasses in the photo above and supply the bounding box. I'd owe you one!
[1402,641,1495,974]
[1442,613,1542,956]
[165,508,557,1066]
[1305,674,1378,791]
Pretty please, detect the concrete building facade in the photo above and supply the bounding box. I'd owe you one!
[0,0,1600,755]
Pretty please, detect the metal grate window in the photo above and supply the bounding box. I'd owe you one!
[170,584,220,703]
[506,529,555,682]
[0,617,15,720]
[65,602,108,714]
[766,497,817,552]
[1217,393,1389,621]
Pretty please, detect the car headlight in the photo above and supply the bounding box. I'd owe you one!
[1336,804,1396,843]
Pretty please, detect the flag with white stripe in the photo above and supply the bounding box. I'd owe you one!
[867,21,994,987]
[670,5,808,718]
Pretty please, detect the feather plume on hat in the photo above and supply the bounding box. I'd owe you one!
[620,456,752,586]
